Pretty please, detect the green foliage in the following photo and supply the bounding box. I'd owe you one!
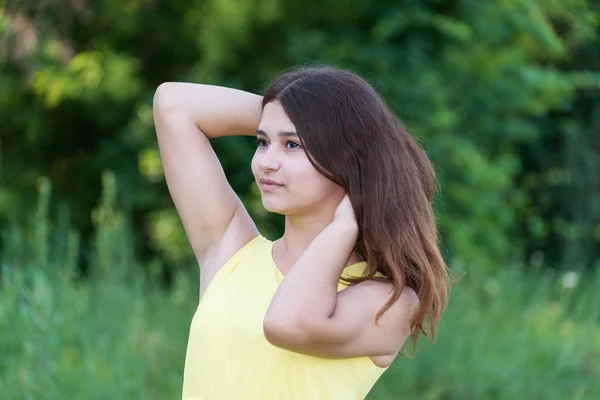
[1,168,598,399]
[1,0,599,273]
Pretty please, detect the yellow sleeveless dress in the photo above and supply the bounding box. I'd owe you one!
[181,235,390,400]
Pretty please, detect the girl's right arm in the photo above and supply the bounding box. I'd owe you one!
[152,83,261,272]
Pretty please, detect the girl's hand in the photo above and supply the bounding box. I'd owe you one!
[333,194,358,230]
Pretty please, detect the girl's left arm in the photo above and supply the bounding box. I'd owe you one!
[263,218,358,332]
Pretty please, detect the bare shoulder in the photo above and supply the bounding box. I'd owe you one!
[339,279,419,351]
[345,278,419,316]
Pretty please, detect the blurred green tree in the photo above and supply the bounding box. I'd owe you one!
[0,0,598,276]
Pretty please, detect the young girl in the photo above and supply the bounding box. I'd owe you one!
[153,65,451,399]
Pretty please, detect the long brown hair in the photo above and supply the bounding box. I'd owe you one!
[261,64,452,353]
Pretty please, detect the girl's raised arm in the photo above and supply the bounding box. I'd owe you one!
[152,83,261,274]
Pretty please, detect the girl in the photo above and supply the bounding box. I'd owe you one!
[153,65,451,399]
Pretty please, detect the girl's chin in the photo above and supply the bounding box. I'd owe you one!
[261,199,289,215]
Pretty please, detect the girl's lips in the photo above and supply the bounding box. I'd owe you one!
[260,178,283,185]
[261,182,284,192]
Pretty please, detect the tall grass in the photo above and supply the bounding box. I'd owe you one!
[1,173,599,399]
[371,264,600,399]
[0,174,196,400]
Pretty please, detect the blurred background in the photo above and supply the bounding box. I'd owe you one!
[1,0,599,398]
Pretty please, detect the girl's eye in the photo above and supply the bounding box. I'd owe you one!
[255,139,302,150]
[286,141,301,149]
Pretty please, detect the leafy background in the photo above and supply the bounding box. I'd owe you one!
[1,0,599,398]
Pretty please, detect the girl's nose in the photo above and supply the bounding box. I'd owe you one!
[258,149,280,172]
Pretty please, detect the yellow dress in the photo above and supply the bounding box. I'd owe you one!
[182,235,390,400]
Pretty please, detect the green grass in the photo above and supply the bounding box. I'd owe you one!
[1,176,599,399]
[370,265,600,400]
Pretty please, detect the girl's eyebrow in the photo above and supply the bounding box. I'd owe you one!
[256,129,298,138]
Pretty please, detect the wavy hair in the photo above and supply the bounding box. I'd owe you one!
[261,65,452,353]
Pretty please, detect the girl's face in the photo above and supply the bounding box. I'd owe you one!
[251,100,344,216]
